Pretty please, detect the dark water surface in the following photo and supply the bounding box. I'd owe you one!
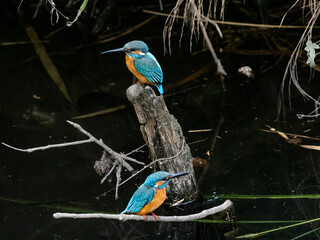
[1,1,320,240]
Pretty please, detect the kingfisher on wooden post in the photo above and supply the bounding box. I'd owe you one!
[102,40,164,95]
[120,171,189,220]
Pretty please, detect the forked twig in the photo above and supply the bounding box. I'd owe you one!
[117,140,186,188]
[2,120,146,199]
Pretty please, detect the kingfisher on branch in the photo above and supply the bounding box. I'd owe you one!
[102,40,164,94]
[120,171,189,220]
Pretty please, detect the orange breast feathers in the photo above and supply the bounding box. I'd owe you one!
[136,181,167,215]
[125,52,155,85]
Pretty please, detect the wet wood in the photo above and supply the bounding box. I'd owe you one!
[126,84,198,201]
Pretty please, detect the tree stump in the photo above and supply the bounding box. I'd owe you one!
[126,84,198,201]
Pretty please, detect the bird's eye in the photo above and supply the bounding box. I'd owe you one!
[131,48,136,51]
[164,176,171,181]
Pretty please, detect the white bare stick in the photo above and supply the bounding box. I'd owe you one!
[114,163,122,199]
[2,139,92,153]
[2,120,144,174]
[53,200,233,222]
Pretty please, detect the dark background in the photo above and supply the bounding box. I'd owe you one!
[1,0,320,239]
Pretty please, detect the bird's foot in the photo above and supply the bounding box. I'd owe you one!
[137,81,145,87]
[143,215,147,221]
[151,212,159,221]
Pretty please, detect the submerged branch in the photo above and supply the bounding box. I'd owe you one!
[53,200,233,222]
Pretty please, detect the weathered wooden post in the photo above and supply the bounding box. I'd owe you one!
[126,84,198,201]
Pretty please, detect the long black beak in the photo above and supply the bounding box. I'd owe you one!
[101,47,125,54]
[170,172,189,179]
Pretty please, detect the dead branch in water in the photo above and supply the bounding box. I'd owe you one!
[2,120,145,199]
[2,120,189,199]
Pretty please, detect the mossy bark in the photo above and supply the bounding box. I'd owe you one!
[126,84,198,201]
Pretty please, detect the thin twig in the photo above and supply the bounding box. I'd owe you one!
[117,140,186,188]
[32,0,44,19]
[66,120,144,165]
[279,0,300,27]
[53,200,233,222]
[2,120,144,170]
[95,16,157,45]
[143,9,320,29]
[125,144,147,156]
[2,139,92,153]
[72,105,126,119]
[188,129,213,133]
[190,0,227,75]
[17,0,24,12]
[0,41,50,46]
[261,128,320,141]
[100,163,117,184]
[187,138,208,145]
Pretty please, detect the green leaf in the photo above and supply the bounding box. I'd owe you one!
[304,40,320,68]
[66,0,89,27]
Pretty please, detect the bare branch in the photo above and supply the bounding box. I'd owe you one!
[2,120,148,199]
[2,120,144,174]
[117,140,186,188]
[115,164,122,199]
[125,144,147,156]
[2,139,92,153]
[144,9,316,29]
[53,200,233,222]
[17,0,24,13]
[100,163,117,184]
[190,0,226,76]
[66,121,144,166]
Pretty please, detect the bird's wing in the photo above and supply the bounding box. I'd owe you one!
[121,185,156,214]
[133,53,163,84]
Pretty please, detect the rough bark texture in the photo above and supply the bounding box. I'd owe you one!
[126,84,198,201]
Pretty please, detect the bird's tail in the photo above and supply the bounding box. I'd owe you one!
[156,84,164,95]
